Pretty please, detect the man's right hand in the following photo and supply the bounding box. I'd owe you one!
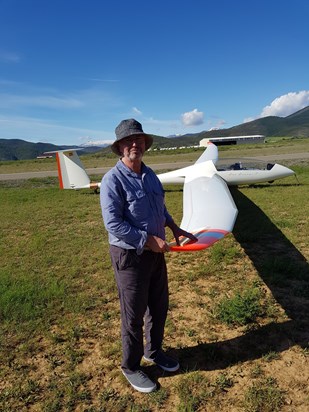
[145,235,170,253]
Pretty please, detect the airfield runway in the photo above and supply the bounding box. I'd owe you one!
[0,152,308,181]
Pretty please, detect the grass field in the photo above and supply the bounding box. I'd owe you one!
[1,137,309,175]
[0,139,309,411]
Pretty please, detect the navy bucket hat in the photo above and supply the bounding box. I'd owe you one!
[111,119,153,156]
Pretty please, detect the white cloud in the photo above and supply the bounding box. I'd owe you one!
[78,136,113,146]
[0,115,113,145]
[208,118,226,130]
[0,93,84,109]
[0,83,123,113]
[260,91,309,117]
[86,78,119,82]
[0,79,21,86]
[0,51,21,63]
[132,107,142,115]
[243,116,256,123]
[181,108,204,127]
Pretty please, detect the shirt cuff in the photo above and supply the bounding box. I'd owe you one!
[136,230,148,255]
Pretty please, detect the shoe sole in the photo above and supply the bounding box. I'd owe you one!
[122,370,157,393]
[143,356,180,372]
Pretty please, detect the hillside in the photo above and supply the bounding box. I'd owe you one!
[0,139,76,161]
[83,106,309,158]
[0,140,105,161]
[150,106,309,149]
[1,106,308,160]
[196,105,309,141]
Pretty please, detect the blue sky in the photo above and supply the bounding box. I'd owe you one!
[1,0,309,146]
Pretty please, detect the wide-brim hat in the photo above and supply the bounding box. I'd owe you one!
[111,118,153,156]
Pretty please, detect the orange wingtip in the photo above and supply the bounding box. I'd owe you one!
[169,229,229,252]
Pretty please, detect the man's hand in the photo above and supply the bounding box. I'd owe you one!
[145,235,170,253]
[167,221,198,246]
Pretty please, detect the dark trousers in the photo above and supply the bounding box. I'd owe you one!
[109,245,169,372]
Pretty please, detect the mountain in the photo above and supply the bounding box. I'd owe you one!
[196,106,309,141]
[148,106,309,149]
[1,106,308,160]
[0,139,105,161]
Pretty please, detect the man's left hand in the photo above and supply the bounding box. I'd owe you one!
[167,221,198,246]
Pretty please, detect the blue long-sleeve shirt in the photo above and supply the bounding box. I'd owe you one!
[100,160,173,255]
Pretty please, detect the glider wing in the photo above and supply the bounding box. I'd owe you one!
[169,161,238,252]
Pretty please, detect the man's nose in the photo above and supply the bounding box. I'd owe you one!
[131,139,140,146]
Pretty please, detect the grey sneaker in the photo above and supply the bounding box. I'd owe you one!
[122,369,157,393]
[143,351,180,372]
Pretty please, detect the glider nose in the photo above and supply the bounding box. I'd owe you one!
[273,164,295,178]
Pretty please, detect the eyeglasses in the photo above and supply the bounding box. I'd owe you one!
[120,136,145,145]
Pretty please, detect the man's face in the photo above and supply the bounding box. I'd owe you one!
[118,135,146,161]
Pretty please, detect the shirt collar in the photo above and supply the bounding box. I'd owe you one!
[116,159,148,177]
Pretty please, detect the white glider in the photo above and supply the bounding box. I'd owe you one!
[45,144,294,251]
[45,143,294,190]
[157,144,295,186]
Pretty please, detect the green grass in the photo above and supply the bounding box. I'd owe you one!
[0,187,113,331]
[175,371,235,411]
[0,146,308,411]
[243,377,285,412]
[176,371,211,411]
[1,136,308,174]
[215,286,264,326]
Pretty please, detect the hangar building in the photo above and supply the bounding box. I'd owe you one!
[200,135,265,146]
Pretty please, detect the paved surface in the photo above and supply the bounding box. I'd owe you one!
[0,161,194,181]
[0,152,308,181]
[241,152,309,162]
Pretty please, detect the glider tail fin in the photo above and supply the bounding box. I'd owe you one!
[44,149,91,189]
[195,142,219,165]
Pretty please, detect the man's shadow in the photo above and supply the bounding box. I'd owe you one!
[162,186,309,373]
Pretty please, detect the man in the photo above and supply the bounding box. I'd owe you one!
[100,119,196,393]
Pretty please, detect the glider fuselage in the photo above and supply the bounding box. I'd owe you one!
[157,163,294,186]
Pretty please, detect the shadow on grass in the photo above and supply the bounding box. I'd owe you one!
[163,187,309,374]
